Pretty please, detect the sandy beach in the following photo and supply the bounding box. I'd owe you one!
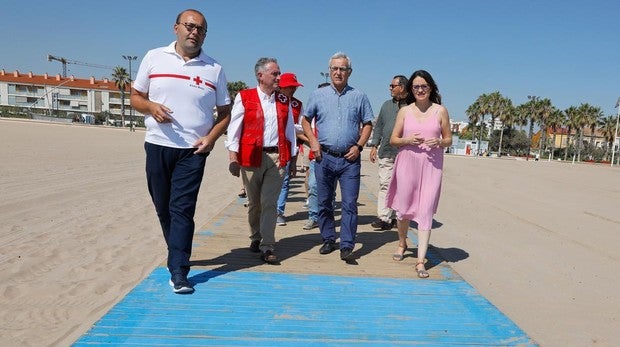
[1,118,618,346]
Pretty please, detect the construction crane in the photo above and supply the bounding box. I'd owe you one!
[47,54,113,78]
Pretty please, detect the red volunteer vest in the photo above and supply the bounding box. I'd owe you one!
[290,97,302,124]
[238,88,291,168]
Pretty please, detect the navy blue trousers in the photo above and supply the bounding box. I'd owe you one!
[145,142,207,276]
[314,153,361,249]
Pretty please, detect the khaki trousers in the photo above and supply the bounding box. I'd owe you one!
[377,156,395,222]
[241,151,285,252]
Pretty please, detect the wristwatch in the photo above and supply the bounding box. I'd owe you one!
[356,144,364,152]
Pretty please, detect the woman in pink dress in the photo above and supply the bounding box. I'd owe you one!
[385,70,452,278]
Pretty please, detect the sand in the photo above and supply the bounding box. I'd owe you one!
[0,118,618,346]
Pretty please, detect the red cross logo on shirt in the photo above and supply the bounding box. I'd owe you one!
[193,76,202,85]
[277,93,288,103]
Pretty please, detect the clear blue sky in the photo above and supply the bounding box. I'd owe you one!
[1,1,619,122]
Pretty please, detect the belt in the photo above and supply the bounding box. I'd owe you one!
[262,146,279,153]
[320,145,347,157]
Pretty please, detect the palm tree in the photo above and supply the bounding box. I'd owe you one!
[546,107,565,160]
[466,100,482,152]
[112,66,130,127]
[487,92,513,157]
[598,115,617,161]
[486,92,503,132]
[477,93,492,154]
[587,105,603,154]
[523,97,542,160]
[574,103,599,161]
[536,98,553,158]
[513,103,530,131]
[563,106,579,161]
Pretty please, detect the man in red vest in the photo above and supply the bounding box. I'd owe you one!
[226,58,298,264]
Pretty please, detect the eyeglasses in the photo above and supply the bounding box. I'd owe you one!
[179,22,207,35]
[329,66,350,73]
[412,84,430,91]
[389,84,401,89]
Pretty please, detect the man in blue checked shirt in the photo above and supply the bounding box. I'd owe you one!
[301,52,374,262]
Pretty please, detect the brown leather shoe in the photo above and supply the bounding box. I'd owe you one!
[372,219,393,230]
[370,219,384,229]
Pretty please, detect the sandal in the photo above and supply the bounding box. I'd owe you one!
[238,188,247,198]
[392,243,407,261]
[416,262,429,278]
[260,250,279,265]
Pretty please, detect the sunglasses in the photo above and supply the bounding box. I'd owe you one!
[179,22,207,35]
[329,66,350,73]
[412,84,430,91]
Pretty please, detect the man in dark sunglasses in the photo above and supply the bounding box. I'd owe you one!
[368,75,408,231]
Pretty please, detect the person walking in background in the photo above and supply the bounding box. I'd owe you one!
[368,75,408,231]
[302,52,374,261]
[226,57,297,265]
[386,70,452,278]
[275,72,305,226]
[131,9,231,293]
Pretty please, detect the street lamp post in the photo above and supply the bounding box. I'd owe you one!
[122,55,137,131]
[612,97,620,167]
[527,95,538,161]
[320,71,329,84]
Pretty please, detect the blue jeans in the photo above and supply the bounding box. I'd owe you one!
[307,160,318,222]
[145,142,207,276]
[315,153,361,249]
[276,161,290,215]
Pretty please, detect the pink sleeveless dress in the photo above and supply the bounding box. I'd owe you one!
[385,106,444,230]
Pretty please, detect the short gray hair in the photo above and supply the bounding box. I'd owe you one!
[329,52,351,69]
[255,57,278,76]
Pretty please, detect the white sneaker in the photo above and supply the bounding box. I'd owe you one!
[303,219,318,230]
[169,274,194,294]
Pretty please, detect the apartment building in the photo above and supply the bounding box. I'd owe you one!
[0,69,140,122]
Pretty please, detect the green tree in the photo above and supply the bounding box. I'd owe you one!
[598,115,618,161]
[486,92,513,157]
[521,97,541,159]
[490,126,531,156]
[574,103,600,161]
[587,105,603,158]
[227,81,248,102]
[564,106,579,161]
[98,110,114,125]
[509,129,530,156]
[513,103,530,132]
[476,93,491,154]
[546,107,565,160]
[111,66,130,127]
[466,100,480,140]
[535,98,553,157]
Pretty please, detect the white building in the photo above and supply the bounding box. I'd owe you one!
[0,69,141,121]
[449,135,489,156]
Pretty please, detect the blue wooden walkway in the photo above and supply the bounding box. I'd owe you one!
[74,175,536,346]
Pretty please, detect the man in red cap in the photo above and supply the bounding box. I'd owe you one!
[276,72,306,226]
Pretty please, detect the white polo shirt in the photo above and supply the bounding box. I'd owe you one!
[133,41,230,148]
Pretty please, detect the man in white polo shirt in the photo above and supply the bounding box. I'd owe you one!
[131,9,231,294]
